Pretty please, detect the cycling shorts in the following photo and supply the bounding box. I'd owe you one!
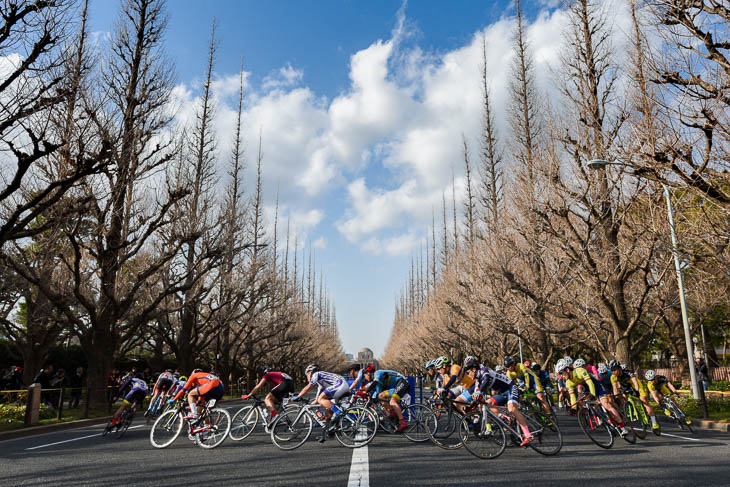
[323,381,350,401]
[557,378,567,390]
[384,378,410,401]
[197,382,224,402]
[490,383,521,406]
[458,390,473,402]
[123,388,147,406]
[270,378,294,401]
[155,378,174,393]
[450,385,469,398]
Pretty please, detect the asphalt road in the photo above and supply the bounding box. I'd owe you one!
[1,400,729,487]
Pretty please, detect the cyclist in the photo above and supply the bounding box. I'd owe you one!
[531,362,552,391]
[450,356,479,413]
[467,361,534,446]
[609,361,660,434]
[504,355,551,415]
[242,367,295,424]
[170,369,224,421]
[645,370,689,425]
[349,363,374,392]
[169,374,187,399]
[362,367,410,433]
[556,358,629,436]
[145,369,175,417]
[574,358,598,377]
[292,365,349,442]
[111,373,148,425]
[556,356,573,410]
[437,356,476,403]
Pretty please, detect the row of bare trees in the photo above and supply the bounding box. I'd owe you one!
[383,0,730,377]
[0,0,346,407]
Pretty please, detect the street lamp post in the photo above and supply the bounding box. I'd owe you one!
[586,160,701,400]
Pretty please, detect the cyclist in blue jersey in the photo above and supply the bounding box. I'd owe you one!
[364,368,410,433]
[349,363,374,392]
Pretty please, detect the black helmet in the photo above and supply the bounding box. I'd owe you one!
[134,372,144,380]
[503,356,517,368]
[463,356,478,370]
[348,363,361,371]
[608,360,620,371]
[530,362,540,372]
[165,369,173,373]
[173,371,180,379]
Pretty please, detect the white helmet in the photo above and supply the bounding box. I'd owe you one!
[434,356,450,368]
[597,363,608,374]
[305,364,318,376]
[555,358,568,374]
[574,358,586,368]
[563,356,573,367]
[644,370,656,381]
[495,365,504,372]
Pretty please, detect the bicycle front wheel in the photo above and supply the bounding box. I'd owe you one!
[335,406,378,448]
[197,408,231,449]
[525,411,562,456]
[426,408,463,450]
[668,399,693,433]
[403,404,431,443]
[578,408,613,449]
[270,406,313,450]
[229,405,260,441]
[623,400,646,440]
[150,410,184,448]
[115,413,132,439]
[460,410,506,460]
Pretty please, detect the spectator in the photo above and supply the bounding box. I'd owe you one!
[34,365,54,406]
[70,367,84,408]
[696,357,711,392]
[50,369,67,408]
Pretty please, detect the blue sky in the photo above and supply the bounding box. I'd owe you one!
[87,0,622,357]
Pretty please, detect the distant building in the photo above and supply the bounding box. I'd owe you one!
[350,347,378,370]
[345,353,354,360]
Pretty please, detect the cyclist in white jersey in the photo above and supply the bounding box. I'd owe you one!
[292,365,349,442]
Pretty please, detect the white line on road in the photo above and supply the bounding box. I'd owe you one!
[347,445,369,487]
[661,432,701,442]
[25,425,145,450]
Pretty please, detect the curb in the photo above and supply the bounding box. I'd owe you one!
[689,418,730,432]
[0,397,242,443]
[0,416,111,442]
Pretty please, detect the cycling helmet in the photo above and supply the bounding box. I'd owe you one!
[348,364,361,372]
[165,369,173,373]
[644,370,656,381]
[495,365,504,372]
[424,359,435,370]
[563,356,573,367]
[555,358,568,374]
[134,372,144,379]
[503,355,517,368]
[434,356,450,368]
[620,363,629,372]
[524,361,531,367]
[573,358,586,368]
[263,366,273,374]
[179,376,187,382]
[173,371,180,379]
[192,368,203,374]
[607,360,620,370]
[463,356,477,370]
[364,364,376,374]
[597,363,608,374]
[305,364,318,376]
[530,362,540,371]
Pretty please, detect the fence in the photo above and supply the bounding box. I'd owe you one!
[654,366,730,383]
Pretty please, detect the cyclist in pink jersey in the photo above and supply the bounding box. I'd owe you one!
[241,367,295,421]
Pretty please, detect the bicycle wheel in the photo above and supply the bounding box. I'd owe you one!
[426,408,463,450]
[668,399,693,433]
[577,407,613,449]
[460,410,506,460]
[270,406,313,450]
[623,400,646,440]
[335,406,378,448]
[525,411,562,456]
[101,420,113,436]
[150,410,184,448]
[229,405,260,441]
[115,412,132,439]
[196,408,231,449]
[403,404,431,443]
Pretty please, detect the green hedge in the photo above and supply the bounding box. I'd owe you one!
[0,404,56,423]
[676,396,730,420]
[705,381,730,391]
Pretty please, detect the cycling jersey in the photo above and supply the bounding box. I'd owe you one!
[172,372,222,401]
[263,371,292,387]
[310,371,349,401]
[117,377,148,405]
[647,376,672,395]
[154,372,175,392]
[507,363,542,392]
[474,365,519,405]
[595,371,613,391]
[565,367,597,406]
[610,370,646,396]
[536,370,552,389]
[264,371,294,400]
[169,379,186,397]
[350,369,369,389]
[434,372,445,389]
[443,364,476,390]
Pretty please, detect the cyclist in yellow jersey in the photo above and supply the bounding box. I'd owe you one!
[608,361,660,433]
[644,370,688,424]
[556,358,628,436]
[504,356,551,415]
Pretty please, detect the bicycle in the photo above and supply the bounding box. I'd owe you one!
[150,398,231,449]
[102,401,137,439]
[425,395,477,450]
[229,394,293,441]
[618,392,652,439]
[575,395,636,449]
[459,401,563,459]
[662,395,693,433]
[522,390,558,425]
[357,393,432,442]
[144,393,173,423]
[269,400,377,450]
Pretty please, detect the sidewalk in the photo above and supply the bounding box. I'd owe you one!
[689,418,730,432]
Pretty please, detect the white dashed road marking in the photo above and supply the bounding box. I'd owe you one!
[25,425,145,450]
[661,432,701,442]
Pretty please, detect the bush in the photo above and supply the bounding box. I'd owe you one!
[0,404,56,423]
[676,395,730,419]
[707,381,730,391]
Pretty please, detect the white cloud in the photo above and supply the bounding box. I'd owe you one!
[262,64,304,90]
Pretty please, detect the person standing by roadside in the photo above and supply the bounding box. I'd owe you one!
[50,369,67,408]
[34,365,54,406]
[696,357,711,393]
[70,367,84,408]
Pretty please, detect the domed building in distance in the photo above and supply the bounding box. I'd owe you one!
[350,347,378,370]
